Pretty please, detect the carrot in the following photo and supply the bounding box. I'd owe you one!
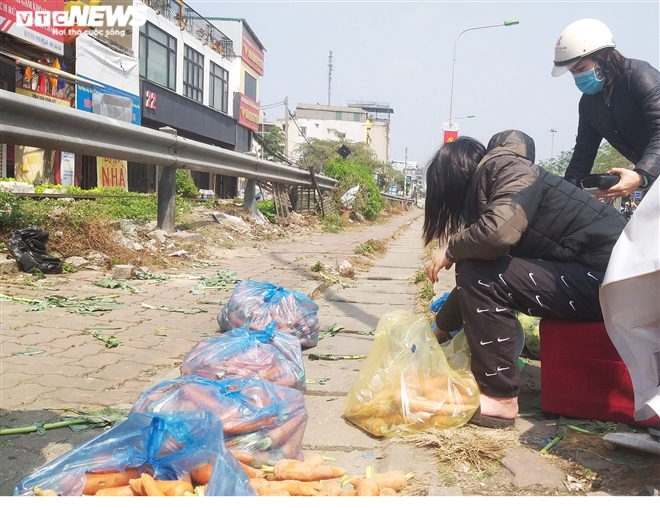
[350,471,414,492]
[140,473,165,496]
[318,481,344,496]
[302,454,327,467]
[265,414,306,448]
[249,478,320,496]
[356,466,380,496]
[95,485,137,496]
[380,487,397,496]
[240,462,265,478]
[271,459,346,482]
[191,463,214,486]
[230,449,256,465]
[32,487,58,496]
[223,415,280,435]
[83,470,141,495]
[343,490,357,496]
[156,480,194,496]
[356,478,380,496]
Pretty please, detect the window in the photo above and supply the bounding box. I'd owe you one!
[244,71,257,100]
[139,22,176,90]
[354,112,361,122]
[300,126,307,137]
[210,62,229,113]
[335,111,342,120]
[183,45,203,102]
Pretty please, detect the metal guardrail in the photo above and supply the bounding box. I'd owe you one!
[0,90,338,191]
[380,192,415,204]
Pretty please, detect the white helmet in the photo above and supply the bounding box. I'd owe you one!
[551,19,615,77]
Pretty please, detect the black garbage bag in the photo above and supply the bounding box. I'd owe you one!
[7,227,62,274]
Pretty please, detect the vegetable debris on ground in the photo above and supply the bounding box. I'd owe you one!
[0,293,128,315]
[90,330,123,348]
[317,271,357,289]
[308,354,366,361]
[141,303,208,314]
[319,324,345,340]
[134,271,170,282]
[13,347,46,356]
[95,277,139,293]
[0,407,129,436]
[190,269,240,294]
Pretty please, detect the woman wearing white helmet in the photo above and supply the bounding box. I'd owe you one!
[552,18,660,197]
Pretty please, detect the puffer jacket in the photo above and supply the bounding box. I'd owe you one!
[448,130,627,273]
[564,58,660,187]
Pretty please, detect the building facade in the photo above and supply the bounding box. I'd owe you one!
[276,102,393,166]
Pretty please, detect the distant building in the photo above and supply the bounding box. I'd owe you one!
[275,101,393,165]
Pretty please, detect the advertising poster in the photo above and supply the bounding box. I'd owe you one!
[60,152,75,187]
[97,157,128,190]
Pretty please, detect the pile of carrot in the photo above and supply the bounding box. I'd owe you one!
[179,327,307,392]
[217,280,321,349]
[234,454,413,496]
[345,372,480,437]
[129,376,309,468]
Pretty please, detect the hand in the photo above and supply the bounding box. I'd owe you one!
[596,168,643,199]
[425,249,454,284]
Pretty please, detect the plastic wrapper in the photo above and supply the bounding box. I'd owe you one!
[515,312,541,359]
[12,411,255,496]
[218,280,320,349]
[180,323,307,392]
[345,310,480,437]
[130,376,308,468]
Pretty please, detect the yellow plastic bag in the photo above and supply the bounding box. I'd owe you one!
[344,310,479,437]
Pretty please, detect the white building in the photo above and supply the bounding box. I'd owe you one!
[275,102,393,165]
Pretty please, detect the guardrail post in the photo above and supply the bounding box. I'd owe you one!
[157,165,176,233]
[244,178,256,212]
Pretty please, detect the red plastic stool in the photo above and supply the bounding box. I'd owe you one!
[539,319,660,430]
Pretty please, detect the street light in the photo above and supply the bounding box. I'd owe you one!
[448,20,519,129]
[549,128,558,158]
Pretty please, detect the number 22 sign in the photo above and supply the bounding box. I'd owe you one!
[145,91,157,110]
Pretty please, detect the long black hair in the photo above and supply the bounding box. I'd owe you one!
[591,48,627,90]
[422,137,486,246]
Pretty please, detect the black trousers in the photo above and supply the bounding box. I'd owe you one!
[435,256,604,398]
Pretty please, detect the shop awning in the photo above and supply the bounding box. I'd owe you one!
[0,50,104,88]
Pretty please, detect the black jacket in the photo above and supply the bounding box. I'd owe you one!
[564,58,660,187]
[449,130,627,273]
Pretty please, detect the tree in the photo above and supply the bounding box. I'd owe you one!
[538,142,633,177]
[294,135,385,174]
[258,126,286,163]
[324,158,385,220]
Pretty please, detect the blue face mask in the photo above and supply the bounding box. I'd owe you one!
[573,65,606,95]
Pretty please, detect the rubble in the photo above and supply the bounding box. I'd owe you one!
[64,256,88,268]
[147,230,168,244]
[0,258,18,274]
[111,264,134,280]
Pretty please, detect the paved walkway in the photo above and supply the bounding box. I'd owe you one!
[0,208,597,495]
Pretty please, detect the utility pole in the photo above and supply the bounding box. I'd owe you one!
[549,128,557,158]
[284,96,289,159]
[403,147,408,197]
[327,50,333,106]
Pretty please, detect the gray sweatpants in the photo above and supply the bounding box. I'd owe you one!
[435,256,604,398]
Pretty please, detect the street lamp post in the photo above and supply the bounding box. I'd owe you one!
[549,128,558,158]
[448,21,519,130]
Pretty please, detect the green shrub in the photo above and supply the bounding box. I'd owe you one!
[257,199,276,223]
[175,170,199,198]
[324,158,385,220]
[323,212,344,233]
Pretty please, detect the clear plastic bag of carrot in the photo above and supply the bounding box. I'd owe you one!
[180,322,307,392]
[12,412,256,496]
[217,280,321,349]
[130,376,308,468]
[344,310,480,437]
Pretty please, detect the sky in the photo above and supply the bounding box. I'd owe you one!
[187,0,659,168]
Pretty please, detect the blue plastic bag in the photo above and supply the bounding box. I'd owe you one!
[12,411,255,496]
[429,292,463,336]
[218,279,320,349]
[130,376,308,468]
[180,323,306,392]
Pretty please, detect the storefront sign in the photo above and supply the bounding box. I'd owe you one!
[15,86,71,107]
[241,33,264,76]
[97,157,128,190]
[145,90,156,110]
[0,0,64,54]
[236,93,259,132]
[76,80,141,125]
[60,151,75,187]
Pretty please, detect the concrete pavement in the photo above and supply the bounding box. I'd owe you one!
[0,207,610,495]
